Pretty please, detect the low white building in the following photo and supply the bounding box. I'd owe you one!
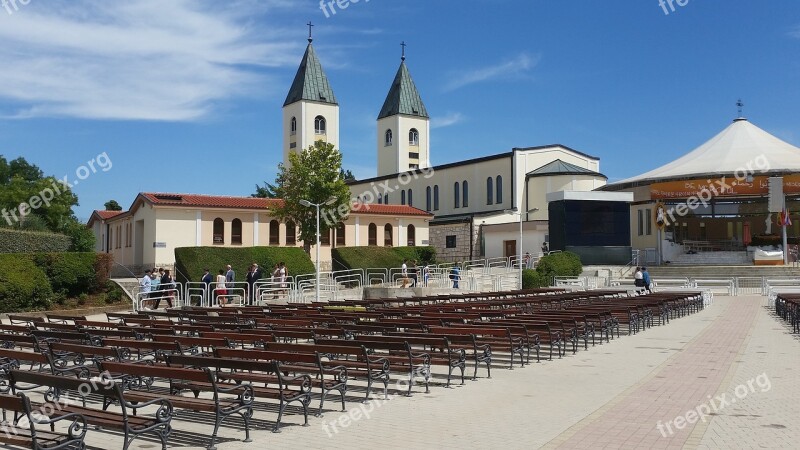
[88,192,431,273]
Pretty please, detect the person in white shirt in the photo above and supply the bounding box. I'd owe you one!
[634,267,644,292]
[216,269,228,306]
[139,269,152,309]
[401,260,408,288]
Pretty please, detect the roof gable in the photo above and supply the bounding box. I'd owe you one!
[527,159,606,178]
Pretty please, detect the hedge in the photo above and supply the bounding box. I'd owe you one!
[0,229,71,253]
[522,251,583,288]
[332,246,437,271]
[0,254,53,312]
[174,247,316,283]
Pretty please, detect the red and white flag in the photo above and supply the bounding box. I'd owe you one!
[780,208,792,227]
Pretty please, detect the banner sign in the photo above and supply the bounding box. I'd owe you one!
[650,174,800,199]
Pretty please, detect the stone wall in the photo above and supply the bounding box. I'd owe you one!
[430,222,473,263]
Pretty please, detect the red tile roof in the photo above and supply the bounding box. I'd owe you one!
[93,210,125,219]
[139,193,432,217]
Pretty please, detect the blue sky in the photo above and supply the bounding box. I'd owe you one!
[1,0,798,220]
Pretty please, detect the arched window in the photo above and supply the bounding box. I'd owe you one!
[462,180,469,208]
[384,224,393,247]
[368,223,377,246]
[407,224,416,246]
[213,218,224,244]
[314,116,326,134]
[286,221,296,245]
[433,185,439,211]
[486,177,494,205]
[385,129,393,146]
[269,220,280,245]
[496,175,503,203]
[454,182,460,208]
[407,189,413,207]
[426,186,431,212]
[409,128,419,145]
[231,219,243,245]
[290,117,297,135]
[336,222,345,246]
[378,195,383,205]
[384,194,389,204]
[401,190,406,205]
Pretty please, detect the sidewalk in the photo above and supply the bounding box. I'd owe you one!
[87,296,799,449]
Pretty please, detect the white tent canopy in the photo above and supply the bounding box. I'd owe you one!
[612,118,800,186]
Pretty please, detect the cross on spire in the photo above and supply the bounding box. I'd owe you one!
[307,21,314,43]
[401,41,406,61]
[736,98,744,118]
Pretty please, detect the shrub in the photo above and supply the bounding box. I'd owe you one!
[522,269,549,289]
[332,246,437,271]
[535,251,583,285]
[0,229,70,253]
[33,253,99,297]
[0,254,53,312]
[105,280,125,303]
[174,247,315,283]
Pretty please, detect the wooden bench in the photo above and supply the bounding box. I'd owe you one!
[0,392,87,450]
[429,326,525,370]
[166,352,315,430]
[8,369,173,450]
[99,360,253,449]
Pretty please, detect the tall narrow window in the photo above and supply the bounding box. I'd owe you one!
[433,185,439,211]
[108,228,113,250]
[368,223,377,246]
[462,180,469,208]
[409,128,419,145]
[407,224,416,246]
[384,224,393,247]
[454,182,460,208]
[407,189,413,207]
[320,227,331,246]
[496,175,503,204]
[426,187,431,212]
[646,209,653,236]
[384,194,388,204]
[231,219,243,245]
[286,221,296,245]
[486,177,494,205]
[336,222,346,246]
[213,218,224,244]
[385,129,393,146]
[314,116,326,134]
[637,210,644,236]
[290,117,297,135]
[401,190,406,205]
[269,220,280,245]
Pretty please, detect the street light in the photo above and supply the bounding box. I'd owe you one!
[504,207,540,290]
[300,196,337,302]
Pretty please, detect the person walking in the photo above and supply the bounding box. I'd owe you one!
[634,267,644,293]
[422,262,430,287]
[400,259,409,288]
[450,264,461,289]
[154,269,175,309]
[225,264,235,303]
[216,269,228,306]
[201,268,212,306]
[523,252,532,269]
[245,264,255,305]
[642,267,653,293]
[139,269,152,309]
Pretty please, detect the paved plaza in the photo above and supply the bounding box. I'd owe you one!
[78,295,798,450]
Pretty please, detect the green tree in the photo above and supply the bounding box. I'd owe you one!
[104,199,123,211]
[62,218,95,252]
[271,141,352,255]
[252,181,279,199]
[340,169,355,181]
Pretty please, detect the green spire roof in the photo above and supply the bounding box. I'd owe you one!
[284,42,337,107]
[378,61,428,120]
[527,159,606,178]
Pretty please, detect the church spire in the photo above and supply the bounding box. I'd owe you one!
[377,45,428,120]
[284,26,337,107]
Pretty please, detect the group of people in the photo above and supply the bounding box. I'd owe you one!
[399,259,462,289]
[634,266,653,293]
[138,267,177,309]
[199,262,288,306]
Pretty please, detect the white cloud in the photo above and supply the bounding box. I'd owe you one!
[443,53,540,92]
[431,112,464,129]
[0,0,301,121]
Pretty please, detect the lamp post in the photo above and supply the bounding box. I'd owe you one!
[504,207,539,290]
[300,196,337,302]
